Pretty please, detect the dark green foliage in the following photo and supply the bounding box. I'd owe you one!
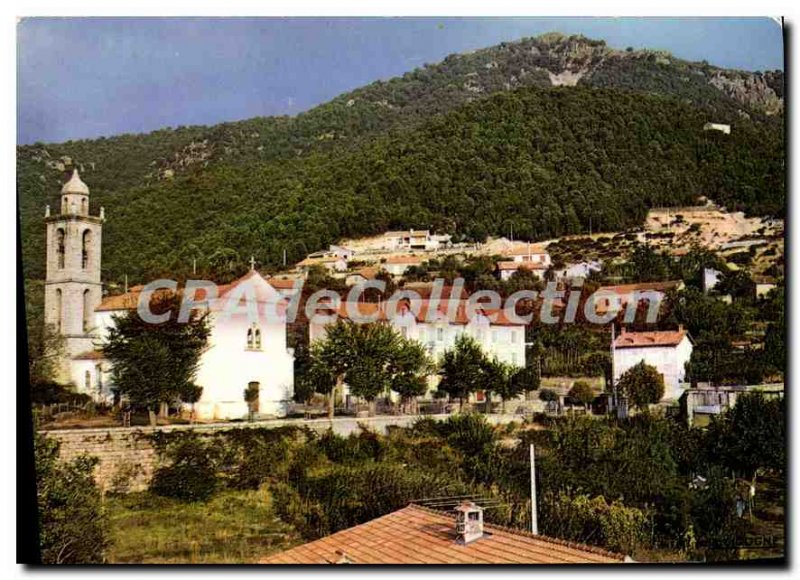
[438,334,487,404]
[704,392,785,478]
[616,361,665,410]
[35,434,109,563]
[20,78,783,288]
[568,380,595,407]
[103,293,210,415]
[150,435,221,502]
[539,492,648,555]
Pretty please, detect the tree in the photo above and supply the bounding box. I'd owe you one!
[568,380,595,410]
[704,392,784,480]
[309,321,430,416]
[389,339,432,413]
[35,434,109,563]
[628,243,670,283]
[480,357,512,413]
[616,361,665,411]
[438,334,487,410]
[244,382,259,420]
[103,293,210,425]
[539,388,559,413]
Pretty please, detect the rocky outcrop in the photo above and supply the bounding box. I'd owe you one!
[709,70,784,115]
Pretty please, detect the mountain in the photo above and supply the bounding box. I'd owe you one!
[17,33,784,285]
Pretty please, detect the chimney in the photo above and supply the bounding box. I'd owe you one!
[678,324,684,332]
[454,501,484,544]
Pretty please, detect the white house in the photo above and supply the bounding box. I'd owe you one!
[502,244,552,266]
[297,255,348,274]
[86,270,296,420]
[382,230,451,251]
[613,327,694,402]
[308,298,527,400]
[497,261,548,281]
[381,255,424,276]
[703,122,731,135]
[554,261,602,283]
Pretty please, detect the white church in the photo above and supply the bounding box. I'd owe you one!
[44,170,295,420]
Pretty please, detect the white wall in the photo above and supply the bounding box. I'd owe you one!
[613,336,693,401]
[194,312,294,420]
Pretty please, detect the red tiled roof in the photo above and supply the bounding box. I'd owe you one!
[384,255,423,265]
[597,281,683,296]
[497,261,548,271]
[614,329,689,349]
[314,299,525,327]
[262,504,625,564]
[503,246,549,257]
[96,271,287,311]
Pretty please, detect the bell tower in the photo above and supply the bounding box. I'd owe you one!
[44,170,105,372]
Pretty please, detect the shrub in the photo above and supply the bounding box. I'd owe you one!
[35,434,109,563]
[540,492,647,555]
[150,435,221,502]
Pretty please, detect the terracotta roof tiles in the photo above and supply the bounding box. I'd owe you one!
[262,504,625,565]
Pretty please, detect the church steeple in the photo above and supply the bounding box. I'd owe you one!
[60,169,91,215]
[44,168,105,381]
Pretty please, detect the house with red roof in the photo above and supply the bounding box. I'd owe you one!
[613,326,694,401]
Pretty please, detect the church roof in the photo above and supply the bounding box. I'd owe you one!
[61,169,90,195]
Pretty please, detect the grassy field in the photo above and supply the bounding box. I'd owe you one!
[106,487,300,563]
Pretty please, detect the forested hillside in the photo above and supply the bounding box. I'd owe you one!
[18,33,784,286]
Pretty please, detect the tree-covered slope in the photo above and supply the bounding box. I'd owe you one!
[18,33,784,286]
[19,85,781,286]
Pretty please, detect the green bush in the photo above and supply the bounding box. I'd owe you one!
[540,492,647,555]
[35,433,109,563]
[150,435,221,502]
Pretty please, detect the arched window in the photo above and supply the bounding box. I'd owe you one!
[83,289,92,332]
[84,370,91,392]
[55,289,63,332]
[81,198,87,215]
[246,324,262,350]
[82,230,91,269]
[56,229,65,269]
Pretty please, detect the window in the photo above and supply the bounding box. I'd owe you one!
[492,330,498,343]
[82,230,91,269]
[55,289,62,332]
[437,327,444,341]
[83,289,92,332]
[400,326,408,338]
[511,353,518,365]
[81,198,87,215]
[56,229,65,269]
[84,370,91,391]
[247,324,262,350]
[511,330,518,344]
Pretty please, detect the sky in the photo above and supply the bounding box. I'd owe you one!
[17,17,784,144]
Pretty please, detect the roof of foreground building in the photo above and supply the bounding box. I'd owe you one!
[261,504,626,565]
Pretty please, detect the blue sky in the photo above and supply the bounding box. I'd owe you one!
[17,17,784,144]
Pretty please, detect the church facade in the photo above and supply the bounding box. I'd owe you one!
[43,171,295,420]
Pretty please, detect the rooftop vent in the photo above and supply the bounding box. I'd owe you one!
[454,501,484,544]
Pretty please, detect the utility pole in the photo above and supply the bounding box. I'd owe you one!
[530,444,538,535]
[283,248,287,267]
[192,258,196,276]
[124,274,128,294]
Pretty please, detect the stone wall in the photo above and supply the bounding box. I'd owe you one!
[41,414,520,493]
